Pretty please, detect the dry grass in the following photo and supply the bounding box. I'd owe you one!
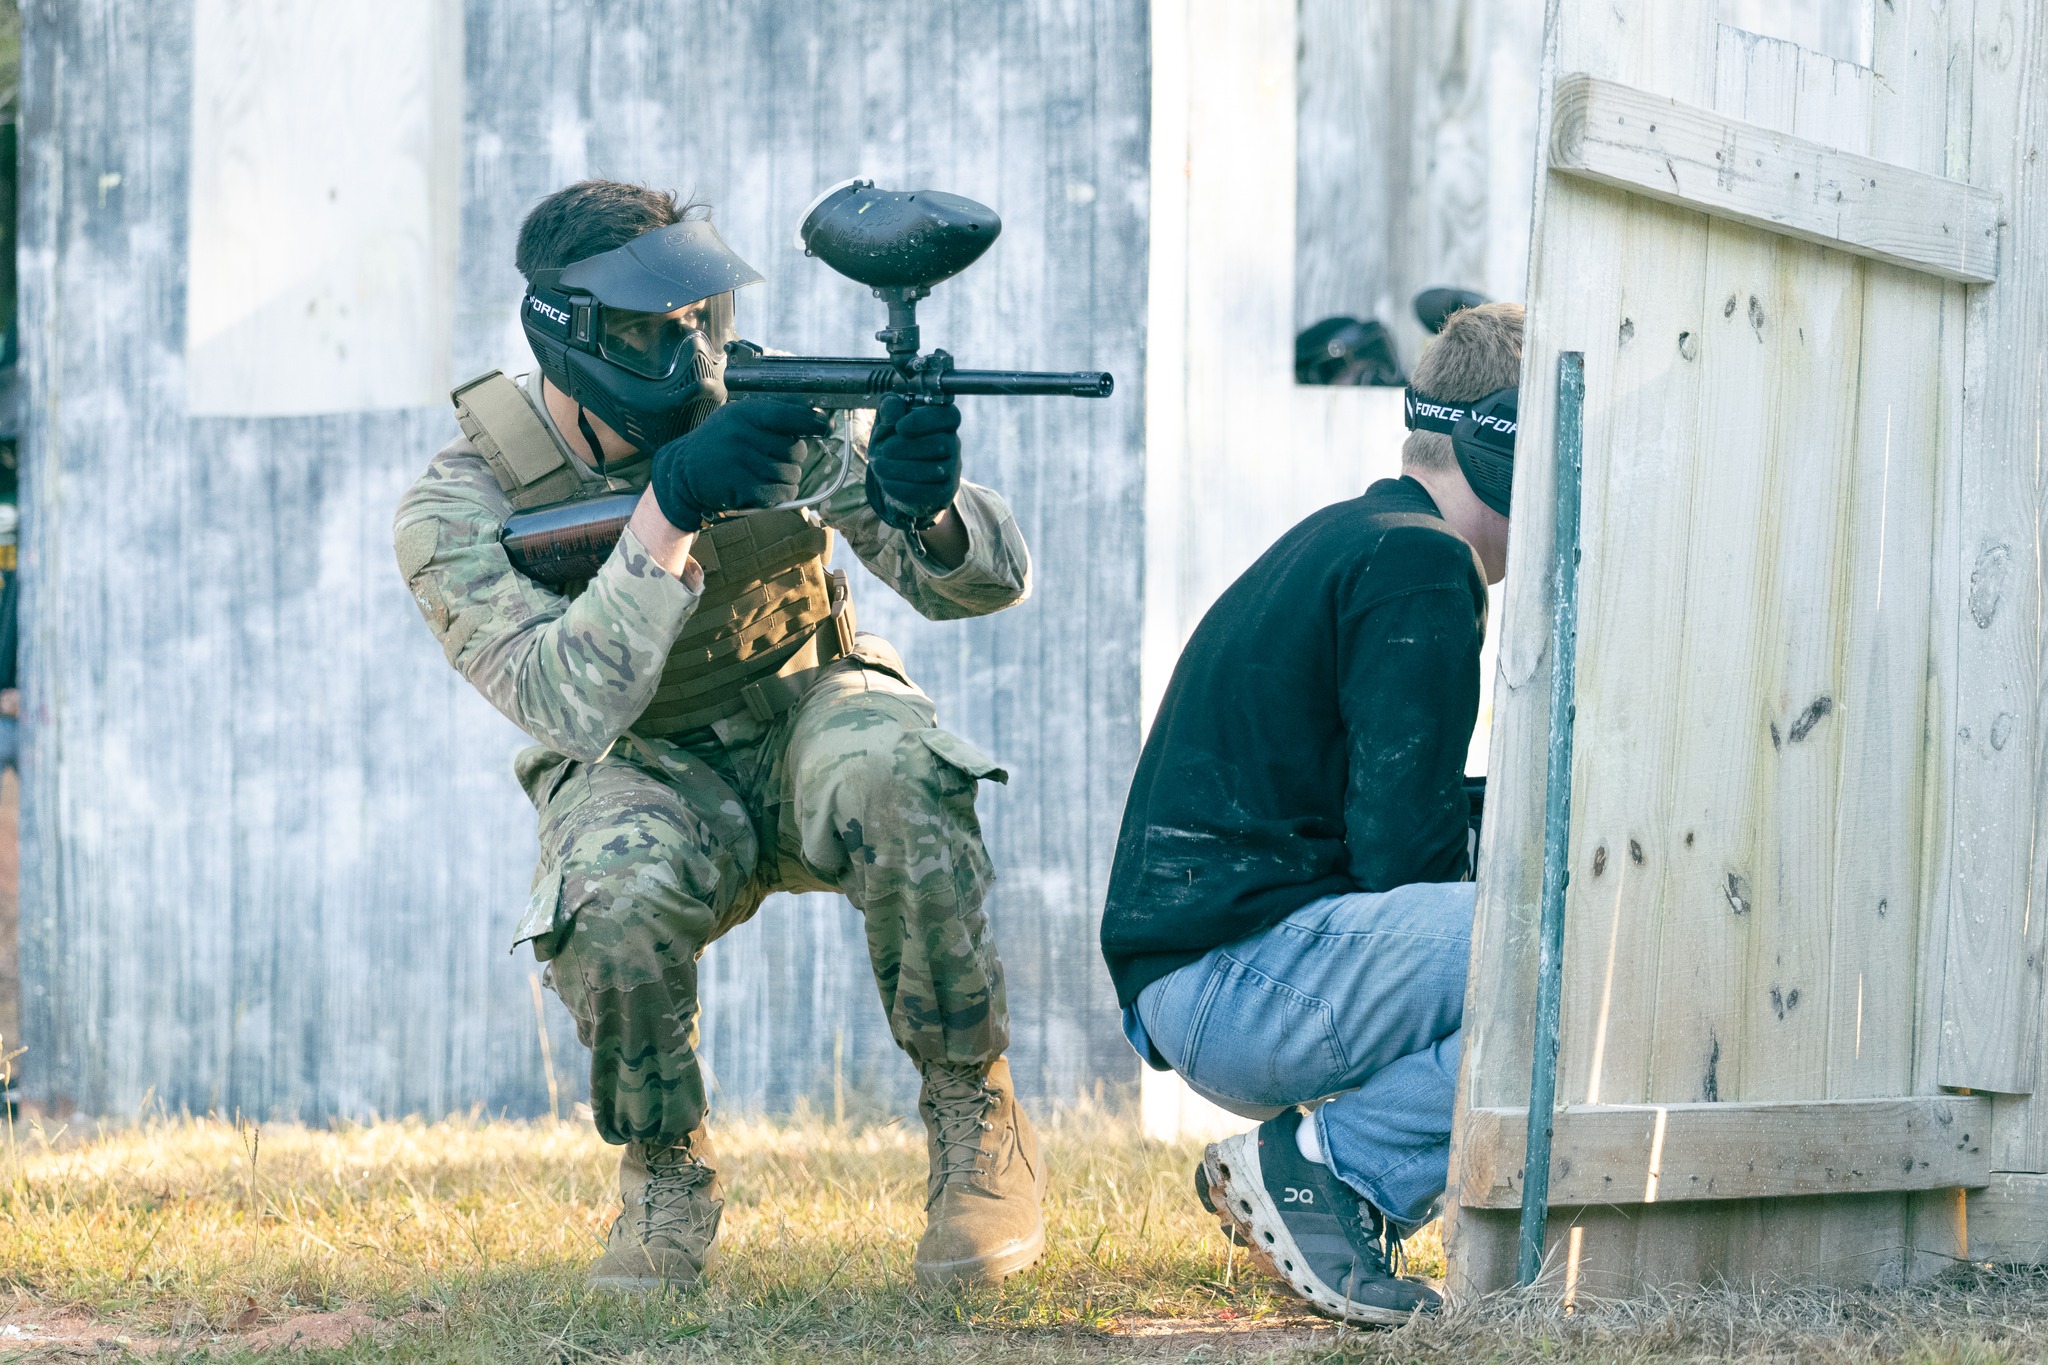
[0,1109,2040,1361]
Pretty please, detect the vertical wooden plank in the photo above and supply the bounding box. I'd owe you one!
[1941,0,2047,1104]
[1825,261,1952,1108]
[1813,6,1950,1109]
[1545,194,1709,1113]
[1952,0,2048,1171]
[1855,0,1980,1277]
[1294,0,1409,334]
[1723,34,1873,1109]
[1294,0,1548,365]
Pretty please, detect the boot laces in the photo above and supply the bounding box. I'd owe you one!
[924,1067,999,1186]
[639,1144,716,1243]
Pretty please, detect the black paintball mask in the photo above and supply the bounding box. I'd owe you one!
[1404,383,1518,518]
[520,218,764,456]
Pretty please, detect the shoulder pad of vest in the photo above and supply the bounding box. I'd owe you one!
[451,371,584,510]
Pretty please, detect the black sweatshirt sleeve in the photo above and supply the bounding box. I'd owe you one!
[1336,582,1484,890]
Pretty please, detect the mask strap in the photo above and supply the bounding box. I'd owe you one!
[576,407,609,482]
[1404,387,1468,435]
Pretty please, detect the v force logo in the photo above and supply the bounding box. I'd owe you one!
[528,296,571,327]
[1282,1186,1316,1205]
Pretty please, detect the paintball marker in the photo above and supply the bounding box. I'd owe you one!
[725,180,1114,407]
[504,180,1113,584]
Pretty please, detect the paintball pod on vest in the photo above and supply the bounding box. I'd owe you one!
[723,180,1114,409]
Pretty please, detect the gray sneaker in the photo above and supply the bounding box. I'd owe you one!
[1201,1110,1440,1325]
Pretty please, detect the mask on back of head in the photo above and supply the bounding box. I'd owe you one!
[1404,383,1517,518]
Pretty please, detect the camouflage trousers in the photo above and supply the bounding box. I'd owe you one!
[515,649,1011,1150]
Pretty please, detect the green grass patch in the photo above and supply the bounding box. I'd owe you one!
[0,1110,2043,1361]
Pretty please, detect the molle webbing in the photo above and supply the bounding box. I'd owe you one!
[444,371,854,739]
[632,509,851,739]
[452,371,586,510]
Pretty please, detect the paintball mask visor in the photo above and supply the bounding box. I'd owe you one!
[556,218,763,312]
[591,292,736,379]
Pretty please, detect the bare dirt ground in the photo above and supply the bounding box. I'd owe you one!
[0,1300,422,1357]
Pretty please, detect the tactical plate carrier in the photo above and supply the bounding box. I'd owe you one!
[452,370,856,740]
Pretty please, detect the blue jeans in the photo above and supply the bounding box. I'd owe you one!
[1126,883,1473,1227]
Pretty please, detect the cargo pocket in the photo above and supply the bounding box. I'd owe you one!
[514,745,577,811]
[848,634,915,687]
[512,865,567,957]
[917,727,1009,785]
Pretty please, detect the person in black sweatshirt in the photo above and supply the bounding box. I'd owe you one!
[1100,303,1522,1323]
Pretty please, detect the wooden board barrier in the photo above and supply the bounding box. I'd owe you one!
[1969,1174,2048,1263]
[1462,1097,1993,1208]
[1447,0,2009,1298]
[1549,72,2001,284]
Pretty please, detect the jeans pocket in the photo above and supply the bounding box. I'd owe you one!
[1182,956,1347,1109]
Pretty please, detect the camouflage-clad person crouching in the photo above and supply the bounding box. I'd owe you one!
[393,181,1046,1292]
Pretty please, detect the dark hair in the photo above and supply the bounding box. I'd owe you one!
[515,180,708,279]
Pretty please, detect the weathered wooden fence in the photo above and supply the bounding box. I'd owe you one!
[1448,0,2048,1296]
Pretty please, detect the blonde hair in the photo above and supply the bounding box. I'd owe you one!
[1403,302,1525,473]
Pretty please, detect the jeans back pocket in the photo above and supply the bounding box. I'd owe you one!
[1182,955,1348,1110]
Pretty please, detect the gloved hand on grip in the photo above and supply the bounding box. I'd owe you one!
[650,399,830,533]
[865,395,963,531]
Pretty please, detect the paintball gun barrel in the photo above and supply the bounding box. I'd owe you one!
[722,352,1113,404]
[504,180,1112,584]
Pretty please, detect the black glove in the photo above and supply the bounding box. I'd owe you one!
[865,395,963,531]
[650,399,830,533]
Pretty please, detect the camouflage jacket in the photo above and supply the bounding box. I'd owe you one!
[393,376,1033,763]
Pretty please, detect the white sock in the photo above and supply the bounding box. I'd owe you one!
[1295,1110,1327,1165]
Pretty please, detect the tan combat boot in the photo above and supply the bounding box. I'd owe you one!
[588,1136,723,1293]
[913,1056,1048,1285]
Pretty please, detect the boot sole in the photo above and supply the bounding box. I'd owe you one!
[586,1242,715,1295]
[588,1274,692,1295]
[913,1223,1046,1286]
[1201,1132,1425,1327]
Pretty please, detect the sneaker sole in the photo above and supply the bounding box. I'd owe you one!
[1193,1160,1247,1246]
[1201,1131,1423,1327]
[912,1224,1047,1286]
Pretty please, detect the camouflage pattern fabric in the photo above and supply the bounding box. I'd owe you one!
[529,656,1011,1149]
[393,375,1032,764]
[393,374,1031,1150]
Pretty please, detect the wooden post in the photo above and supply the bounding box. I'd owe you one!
[1517,351,1585,1284]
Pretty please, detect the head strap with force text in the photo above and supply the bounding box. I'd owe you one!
[1405,383,1519,519]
